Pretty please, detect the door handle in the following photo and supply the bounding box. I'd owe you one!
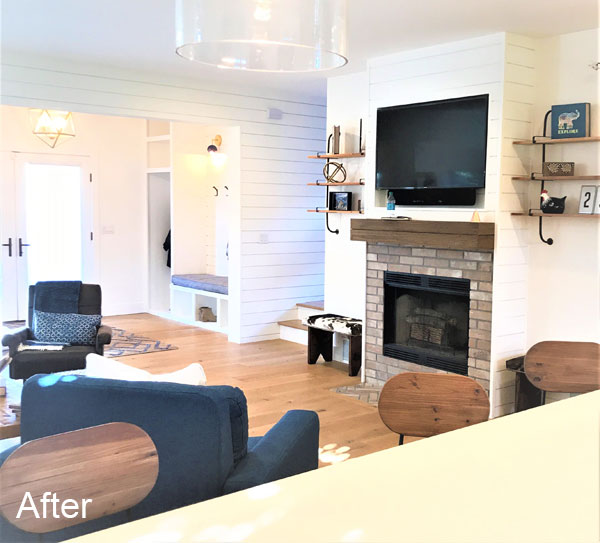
[2,237,12,257]
[18,238,30,257]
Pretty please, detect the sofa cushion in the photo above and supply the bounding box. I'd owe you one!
[33,310,101,345]
[210,385,248,465]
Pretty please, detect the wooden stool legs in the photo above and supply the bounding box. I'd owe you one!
[308,328,333,365]
[349,335,361,377]
[307,328,362,377]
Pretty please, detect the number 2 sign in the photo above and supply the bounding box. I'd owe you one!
[579,185,598,214]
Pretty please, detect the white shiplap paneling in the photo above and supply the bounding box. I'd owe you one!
[0,56,326,343]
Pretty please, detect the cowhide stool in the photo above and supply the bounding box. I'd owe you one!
[306,313,362,377]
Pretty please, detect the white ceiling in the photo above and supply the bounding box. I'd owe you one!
[1,0,598,99]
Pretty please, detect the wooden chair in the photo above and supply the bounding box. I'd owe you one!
[378,372,490,445]
[524,341,600,401]
[0,422,158,534]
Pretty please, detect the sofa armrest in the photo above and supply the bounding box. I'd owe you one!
[223,410,319,495]
[96,325,112,354]
[2,328,32,357]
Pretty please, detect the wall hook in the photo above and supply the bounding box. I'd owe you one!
[213,186,218,196]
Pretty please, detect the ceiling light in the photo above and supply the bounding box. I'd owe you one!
[175,0,348,72]
[29,109,75,148]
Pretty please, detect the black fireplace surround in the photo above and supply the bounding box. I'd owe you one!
[383,271,470,375]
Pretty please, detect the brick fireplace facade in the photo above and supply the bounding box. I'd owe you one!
[365,243,493,392]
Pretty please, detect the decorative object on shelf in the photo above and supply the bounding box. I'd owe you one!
[540,190,566,214]
[386,191,396,211]
[551,103,590,139]
[332,126,341,154]
[471,210,481,222]
[175,0,348,72]
[594,190,600,215]
[29,109,75,148]
[323,161,347,183]
[542,162,574,176]
[329,192,352,212]
[578,185,598,214]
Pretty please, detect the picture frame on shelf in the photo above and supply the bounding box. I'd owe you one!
[329,191,352,211]
[578,185,597,214]
[594,188,600,215]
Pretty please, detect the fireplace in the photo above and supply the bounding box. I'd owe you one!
[383,272,470,375]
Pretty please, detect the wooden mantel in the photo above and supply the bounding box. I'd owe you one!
[350,219,495,251]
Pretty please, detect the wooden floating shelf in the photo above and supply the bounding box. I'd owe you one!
[512,175,600,181]
[513,136,600,145]
[307,209,363,214]
[307,152,365,159]
[307,181,365,186]
[512,211,600,218]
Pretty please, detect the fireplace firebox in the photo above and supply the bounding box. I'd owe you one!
[383,272,470,375]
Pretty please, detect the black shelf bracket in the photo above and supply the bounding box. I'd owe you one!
[535,110,554,245]
[325,134,339,235]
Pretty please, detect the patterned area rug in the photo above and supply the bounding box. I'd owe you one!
[334,384,382,406]
[104,328,178,358]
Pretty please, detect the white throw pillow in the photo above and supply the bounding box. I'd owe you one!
[84,354,207,386]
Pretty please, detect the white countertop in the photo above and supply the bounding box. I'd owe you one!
[71,391,600,543]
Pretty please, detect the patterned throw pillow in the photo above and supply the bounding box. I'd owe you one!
[33,311,101,345]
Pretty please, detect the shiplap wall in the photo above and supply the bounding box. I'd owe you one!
[492,34,535,416]
[364,33,505,216]
[1,56,326,342]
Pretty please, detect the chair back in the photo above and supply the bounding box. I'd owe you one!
[0,422,157,534]
[20,375,241,522]
[378,372,490,438]
[28,283,102,328]
[524,341,600,393]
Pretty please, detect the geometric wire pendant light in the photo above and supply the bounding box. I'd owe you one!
[175,0,348,72]
[29,109,76,148]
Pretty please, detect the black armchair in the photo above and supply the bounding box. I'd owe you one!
[2,283,112,380]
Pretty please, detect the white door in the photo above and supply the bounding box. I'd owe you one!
[1,153,95,321]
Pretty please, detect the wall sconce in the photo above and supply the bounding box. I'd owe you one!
[207,134,227,168]
[207,134,222,153]
[29,109,75,148]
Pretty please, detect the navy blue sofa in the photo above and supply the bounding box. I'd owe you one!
[0,375,319,542]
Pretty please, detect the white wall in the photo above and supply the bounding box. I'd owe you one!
[0,54,326,342]
[527,28,600,345]
[324,72,368,320]
[0,104,147,316]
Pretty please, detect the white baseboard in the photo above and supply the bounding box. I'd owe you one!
[103,302,147,316]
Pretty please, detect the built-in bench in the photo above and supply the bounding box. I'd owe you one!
[170,274,228,331]
[306,313,362,376]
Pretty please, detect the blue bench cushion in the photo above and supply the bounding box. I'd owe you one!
[172,274,228,295]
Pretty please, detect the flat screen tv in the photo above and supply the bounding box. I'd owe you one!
[376,95,489,206]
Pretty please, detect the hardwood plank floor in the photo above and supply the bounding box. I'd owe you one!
[103,313,399,465]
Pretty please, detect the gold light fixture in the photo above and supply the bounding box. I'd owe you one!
[30,109,75,148]
[207,134,226,168]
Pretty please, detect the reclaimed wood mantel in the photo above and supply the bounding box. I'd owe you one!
[350,219,495,251]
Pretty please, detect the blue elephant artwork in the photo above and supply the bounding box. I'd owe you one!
[551,102,590,139]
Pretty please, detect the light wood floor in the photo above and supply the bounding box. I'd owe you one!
[103,313,399,465]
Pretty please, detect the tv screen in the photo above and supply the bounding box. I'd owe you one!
[376,95,489,191]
